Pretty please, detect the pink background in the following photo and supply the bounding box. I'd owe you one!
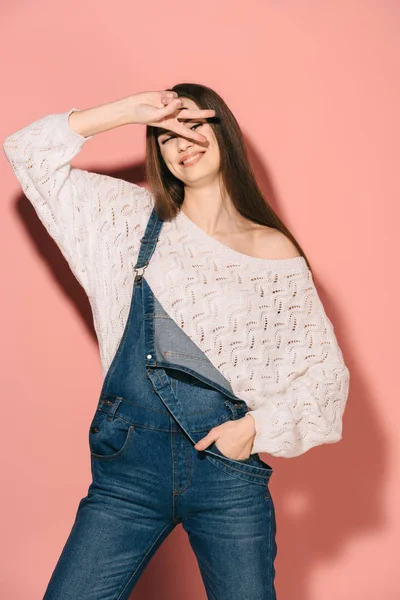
[1,1,398,598]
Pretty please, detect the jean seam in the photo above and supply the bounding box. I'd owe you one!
[100,395,171,415]
[162,350,211,364]
[114,523,173,600]
[96,414,174,433]
[206,454,271,484]
[177,436,193,495]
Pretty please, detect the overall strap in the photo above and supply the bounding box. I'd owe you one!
[134,207,164,281]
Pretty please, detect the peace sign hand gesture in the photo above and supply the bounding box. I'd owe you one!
[131,90,216,143]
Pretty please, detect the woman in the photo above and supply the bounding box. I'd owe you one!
[3,83,350,600]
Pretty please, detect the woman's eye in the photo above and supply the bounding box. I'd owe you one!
[161,123,203,145]
[161,134,175,144]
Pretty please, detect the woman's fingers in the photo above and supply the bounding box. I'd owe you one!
[148,99,216,142]
[171,123,209,143]
[177,108,216,119]
[160,91,178,105]
[157,98,184,117]
[172,107,216,141]
[157,97,216,122]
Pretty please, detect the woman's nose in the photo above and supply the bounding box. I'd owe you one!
[176,134,194,151]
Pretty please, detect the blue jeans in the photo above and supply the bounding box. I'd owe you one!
[43,208,277,599]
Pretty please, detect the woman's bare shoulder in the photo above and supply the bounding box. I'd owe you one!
[251,225,302,260]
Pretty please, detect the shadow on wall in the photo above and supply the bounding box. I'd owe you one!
[14,134,385,600]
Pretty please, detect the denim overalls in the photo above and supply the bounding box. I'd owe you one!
[43,208,277,600]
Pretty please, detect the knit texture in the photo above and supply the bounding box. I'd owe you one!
[3,108,350,458]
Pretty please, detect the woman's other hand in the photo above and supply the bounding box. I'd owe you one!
[194,413,257,461]
[130,90,216,143]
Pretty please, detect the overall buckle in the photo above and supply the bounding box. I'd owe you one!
[134,263,148,283]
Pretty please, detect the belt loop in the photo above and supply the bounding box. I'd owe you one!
[225,398,247,420]
[139,236,159,244]
[106,397,122,421]
[224,399,238,420]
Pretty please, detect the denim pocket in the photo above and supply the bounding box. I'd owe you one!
[88,410,135,462]
[210,440,259,465]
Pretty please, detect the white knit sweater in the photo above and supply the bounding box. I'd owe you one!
[3,108,350,458]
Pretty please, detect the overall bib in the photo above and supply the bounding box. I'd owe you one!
[43,208,277,600]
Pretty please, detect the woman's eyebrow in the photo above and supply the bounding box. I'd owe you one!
[157,129,174,137]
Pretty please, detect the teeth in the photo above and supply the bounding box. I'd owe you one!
[182,153,203,165]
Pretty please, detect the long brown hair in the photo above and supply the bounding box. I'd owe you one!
[145,82,312,272]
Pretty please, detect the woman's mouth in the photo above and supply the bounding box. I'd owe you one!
[180,152,205,168]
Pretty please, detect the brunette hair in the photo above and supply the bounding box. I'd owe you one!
[145,82,312,272]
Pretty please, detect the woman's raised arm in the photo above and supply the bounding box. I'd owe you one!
[3,92,215,296]
[2,95,149,296]
[67,95,136,138]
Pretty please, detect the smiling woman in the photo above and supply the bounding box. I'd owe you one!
[151,97,223,199]
[3,82,350,600]
[144,86,312,270]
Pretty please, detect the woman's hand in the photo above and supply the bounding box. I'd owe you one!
[130,90,216,143]
[194,414,257,461]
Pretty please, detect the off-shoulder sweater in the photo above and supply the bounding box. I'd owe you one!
[3,108,350,458]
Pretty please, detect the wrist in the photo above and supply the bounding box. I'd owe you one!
[121,95,139,125]
[244,412,256,433]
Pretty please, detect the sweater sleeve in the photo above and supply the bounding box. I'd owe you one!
[2,108,152,296]
[247,271,350,458]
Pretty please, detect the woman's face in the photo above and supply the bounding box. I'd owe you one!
[156,97,220,184]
